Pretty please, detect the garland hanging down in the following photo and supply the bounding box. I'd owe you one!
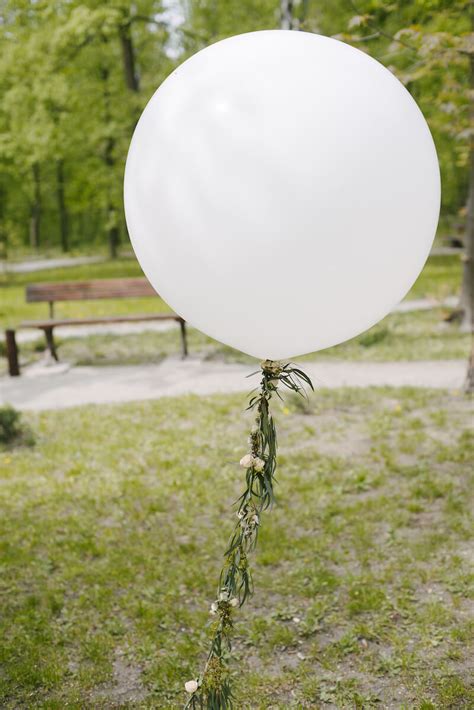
[184,360,314,709]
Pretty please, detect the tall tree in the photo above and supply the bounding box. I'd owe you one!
[0,0,174,255]
[0,0,471,264]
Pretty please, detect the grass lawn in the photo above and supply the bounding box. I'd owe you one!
[43,307,469,369]
[0,254,470,373]
[407,253,463,301]
[0,254,463,329]
[1,387,472,708]
[0,258,166,328]
[1,307,469,376]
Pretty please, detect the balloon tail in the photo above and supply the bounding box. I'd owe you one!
[184,360,314,709]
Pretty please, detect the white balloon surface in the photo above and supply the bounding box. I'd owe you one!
[124,30,440,360]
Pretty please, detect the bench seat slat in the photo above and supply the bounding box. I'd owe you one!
[26,278,157,302]
[20,313,182,329]
[5,278,189,377]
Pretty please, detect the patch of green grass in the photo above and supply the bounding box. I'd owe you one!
[0,387,472,708]
[306,308,469,362]
[2,306,469,377]
[0,253,469,372]
[0,252,462,328]
[408,254,463,300]
[0,257,168,328]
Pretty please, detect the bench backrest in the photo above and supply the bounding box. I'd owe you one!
[26,278,157,303]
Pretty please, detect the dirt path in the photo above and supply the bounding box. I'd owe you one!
[0,357,466,411]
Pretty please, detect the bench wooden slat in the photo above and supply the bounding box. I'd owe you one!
[26,278,157,302]
[5,277,189,377]
[19,313,182,329]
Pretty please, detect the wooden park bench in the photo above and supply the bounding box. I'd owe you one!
[4,278,188,376]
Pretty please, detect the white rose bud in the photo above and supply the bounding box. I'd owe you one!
[253,457,265,472]
[230,597,239,607]
[185,680,198,693]
[240,453,254,468]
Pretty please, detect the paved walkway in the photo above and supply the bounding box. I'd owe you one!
[0,255,106,274]
[394,296,457,313]
[0,358,466,411]
[0,246,461,275]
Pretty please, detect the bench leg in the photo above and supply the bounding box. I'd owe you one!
[5,329,20,376]
[179,319,188,358]
[44,327,59,361]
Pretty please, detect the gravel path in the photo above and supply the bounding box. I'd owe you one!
[0,358,466,411]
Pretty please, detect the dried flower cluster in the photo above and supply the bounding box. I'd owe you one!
[184,361,313,709]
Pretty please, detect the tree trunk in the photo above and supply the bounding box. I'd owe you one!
[459,54,474,334]
[101,62,120,259]
[465,340,474,394]
[108,218,120,260]
[120,23,140,92]
[29,162,41,250]
[56,159,69,252]
[281,0,296,30]
[104,128,119,259]
[0,184,6,260]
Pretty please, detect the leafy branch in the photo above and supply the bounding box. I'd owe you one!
[346,0,417,52]
[184,361,313,709]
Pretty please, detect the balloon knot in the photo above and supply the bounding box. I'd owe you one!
[260,360,284,376]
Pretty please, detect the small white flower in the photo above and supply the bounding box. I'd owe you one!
[253,457,265,472]
[237,509,245,519]
[185,679,198,693]
[240,453,254,468]
[252,514,260,525]
[230,597,239,607]
[210,602,218,615]
[219,590,230,602]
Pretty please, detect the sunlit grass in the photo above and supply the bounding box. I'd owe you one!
[0,253,463,329]
[1,254,468,372]
[2,306,468,376]
[0,387,472,708]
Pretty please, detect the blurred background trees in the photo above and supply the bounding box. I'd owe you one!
[0,0,471,260]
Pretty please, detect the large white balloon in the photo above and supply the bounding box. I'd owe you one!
[124,30,440,360]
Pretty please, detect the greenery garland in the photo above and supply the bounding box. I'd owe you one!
[184,360,314,709]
